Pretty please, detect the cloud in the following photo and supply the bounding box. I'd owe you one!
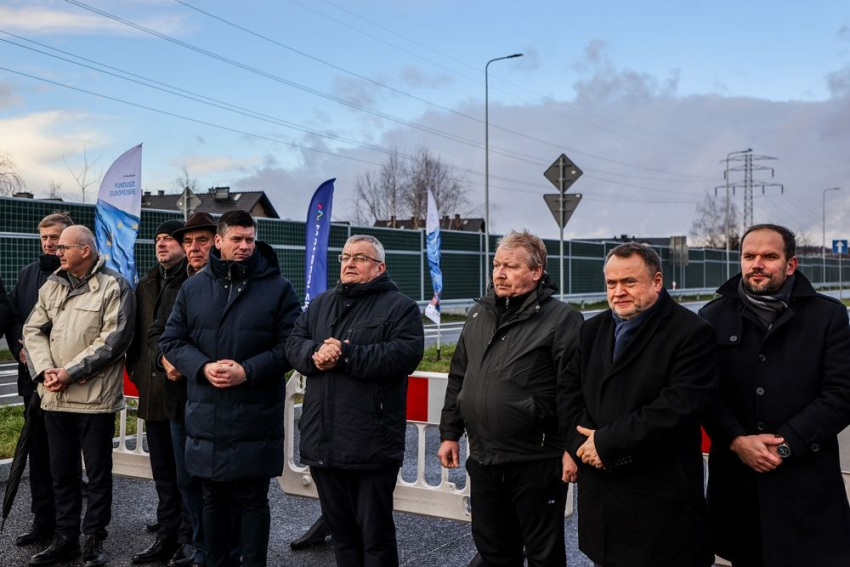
[0,82,22,110]
[839,24,850,42]
[0,3,190,37]
[332,76,379,108]
[399,66,454,89]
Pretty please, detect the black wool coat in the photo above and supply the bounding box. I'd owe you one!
[160,243,301,481]
[8,255,60,397]
[126,259,187,421]
[559,291,716,567]
[286,273,424,470]
[700,273,850,567]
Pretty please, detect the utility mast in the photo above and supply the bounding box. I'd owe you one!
[727,152,784,228]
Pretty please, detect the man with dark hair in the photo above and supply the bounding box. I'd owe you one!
[287,234,424,567]
[127,219,194,566]
[560,242,716,567]
[24,225,136,567]
[8,212,73,548]
[701,224,850,566]
[439,229,583,566]
[161,210,301,567]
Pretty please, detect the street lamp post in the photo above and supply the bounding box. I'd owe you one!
[484,53,523,290]
[823,187,841,285]
[724,148,752,279]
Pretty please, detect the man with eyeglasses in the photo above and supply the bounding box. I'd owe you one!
[287,234,424,567]
[7,212,73,550]
[23,225,136,567]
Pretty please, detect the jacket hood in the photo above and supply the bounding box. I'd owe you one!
[716,270,817,300]
[335,272,398,297]
[208,240,281,281]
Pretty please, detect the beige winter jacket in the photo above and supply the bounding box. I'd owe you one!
[23,255,136,414]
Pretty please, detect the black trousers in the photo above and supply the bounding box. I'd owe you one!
[44,411,115,537]
[311,466,400,567]
[202,477,268,567]
[145,419,184,542]
[466,457,568,567]
[22,393,55,530]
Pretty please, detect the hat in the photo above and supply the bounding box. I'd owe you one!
[172,212,217,240]
[155,219,185,238]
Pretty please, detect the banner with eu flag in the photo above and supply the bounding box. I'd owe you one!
[304,178,335,309]
[95,144,142,288]
[424,189,443,326]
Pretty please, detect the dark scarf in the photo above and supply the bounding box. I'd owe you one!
[612,288,666,361]
[737,274,795,328]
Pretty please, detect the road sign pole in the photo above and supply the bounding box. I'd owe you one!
[559,155,566,302]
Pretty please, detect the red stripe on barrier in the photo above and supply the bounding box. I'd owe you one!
[406,376,428,422]
[701,427,711,453]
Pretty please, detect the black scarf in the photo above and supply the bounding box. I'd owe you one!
[612,288,666,361]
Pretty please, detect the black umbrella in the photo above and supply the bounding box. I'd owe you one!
[1,392,42,532]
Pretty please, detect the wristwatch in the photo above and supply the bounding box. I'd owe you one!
[776,442,792,459]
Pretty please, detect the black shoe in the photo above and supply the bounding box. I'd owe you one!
[145,522,160,533]
[82,534,107,567]
[132,538,179,563]
[16,526,55,547]
[290,516,330,549]
[167,544,195,567]
[29,533,80,565]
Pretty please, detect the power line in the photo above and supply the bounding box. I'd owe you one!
[63,0,716,182]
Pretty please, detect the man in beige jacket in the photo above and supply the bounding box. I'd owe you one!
[23,225,136,567]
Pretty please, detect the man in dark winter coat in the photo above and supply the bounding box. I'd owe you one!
[161,210,301,567]
[286,234,424,567]
[701,224,850,567]
[559,242,716,567]
[7,212,73,547]
[126,219,194,565]
[439,230,582,567]
[0,277,10,339]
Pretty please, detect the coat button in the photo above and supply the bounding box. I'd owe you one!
[756,387,765,396]
[151,372,156,377]
[729,335,738,342]
[812,443,820,452]
[758,354,766,362]
[757,422,765,431]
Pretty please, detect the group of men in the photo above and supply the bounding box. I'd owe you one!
[4,213,850,567]
[440,225,850,567]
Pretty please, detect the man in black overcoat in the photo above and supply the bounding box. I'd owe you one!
[559,242,716,567]
[701,224,850,567]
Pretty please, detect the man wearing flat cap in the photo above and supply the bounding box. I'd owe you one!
[127,219,194,565]
[148,212,220,567]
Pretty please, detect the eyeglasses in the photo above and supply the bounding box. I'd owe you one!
[56,244,85,253]
[338,253,382,264]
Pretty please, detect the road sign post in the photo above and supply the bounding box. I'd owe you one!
[834,240,847,299]
[544,154,583,300]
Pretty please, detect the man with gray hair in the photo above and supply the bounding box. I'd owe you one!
[287,234,424,567]
[559,242,716,566]
[439,229,583,566]
[23,225,136,567]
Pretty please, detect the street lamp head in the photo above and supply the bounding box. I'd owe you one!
[507,53,523,59]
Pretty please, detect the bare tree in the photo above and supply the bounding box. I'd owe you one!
[64,143,103,203]
[47,179,61,200]
[690,192,741,249]
[174,165,199,193]
[351,147,469,227]
[352,150,406,226]
[0,152,25,196]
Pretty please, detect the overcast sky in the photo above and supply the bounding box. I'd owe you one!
[1,0,849,244]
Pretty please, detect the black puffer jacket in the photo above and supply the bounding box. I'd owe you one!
[160,242,301,480]
[440,275,583,465]
[126,259,187,421]
[8,255,60,396]
[286,273,424,470]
